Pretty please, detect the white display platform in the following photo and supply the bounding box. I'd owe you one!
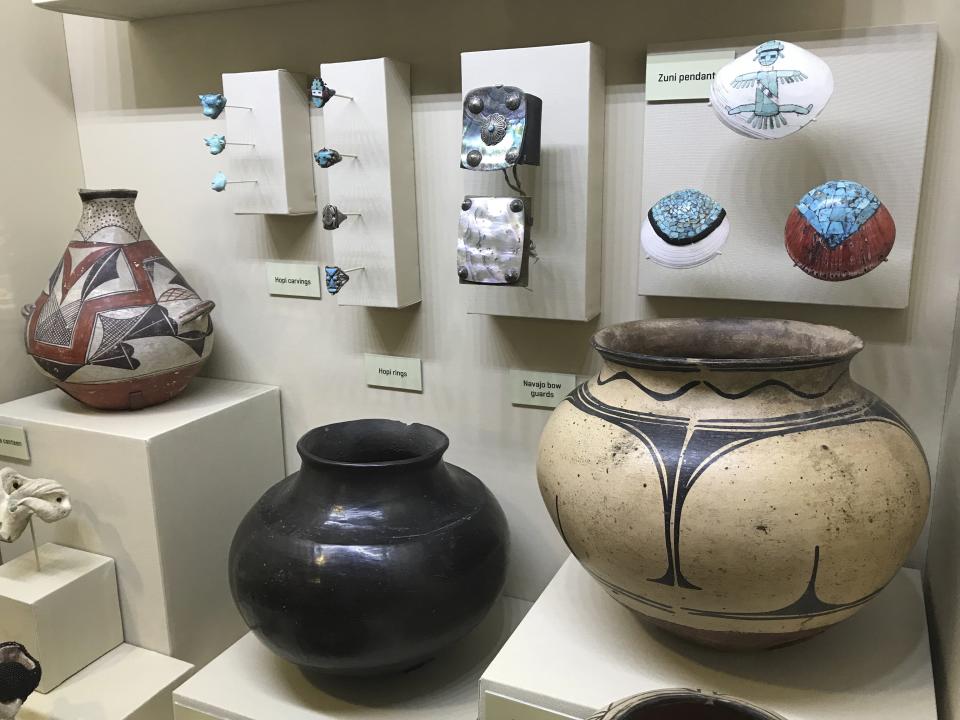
[0,378,284,666]
[222,70,316,215]
[0,543,122,693]
[638,24,937,308]
[461,42,605,322]
[480,558,936,720]
[322,57,422,308]
[20,643,193,720]
[172,597,531,720]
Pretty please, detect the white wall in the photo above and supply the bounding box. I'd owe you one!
[57,0,960,611]
[928,298,960,719]
[0,1,84,403]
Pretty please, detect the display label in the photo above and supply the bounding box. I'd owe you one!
[510,370,577,408]
[484,692,582,720]
[266,262,321,298]
[364,354,423,392]
[0,424,30,461]
[646,49,735,102]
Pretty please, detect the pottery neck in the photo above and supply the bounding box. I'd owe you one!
[589,319,866,420]
[75,189,147,245]
[292,420,452,502]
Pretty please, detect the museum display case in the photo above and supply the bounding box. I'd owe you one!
[2,1,959,719]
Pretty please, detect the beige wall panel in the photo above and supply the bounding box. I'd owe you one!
[0,0,84,404]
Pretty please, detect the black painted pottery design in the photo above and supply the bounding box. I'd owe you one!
[229,419,509,675]
[537,318,929,649]
[588,689,787,720]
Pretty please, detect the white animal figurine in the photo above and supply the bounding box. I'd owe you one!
[0,468,71,543]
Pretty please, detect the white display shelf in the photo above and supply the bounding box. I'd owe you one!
[0,543,123,693]
[172,597,531,720]
[20,643,193,720]
[480,558,936,720]
[32,0,295,21]
[0,378,284,667]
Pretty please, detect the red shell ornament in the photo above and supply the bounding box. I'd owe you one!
[785,180,896,281]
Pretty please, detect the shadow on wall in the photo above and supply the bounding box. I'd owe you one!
[99,0,847,107]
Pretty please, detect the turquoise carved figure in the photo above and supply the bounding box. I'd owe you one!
[211,171,228,192]
[199,93,228,119]
[204,134,227,155]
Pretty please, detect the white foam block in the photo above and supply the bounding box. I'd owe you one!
[321,57,422,308]
[20,643,192,720]
[480,558,936,720]
[460,42,605,321]
[0,543,122,693]
[173,598,530,720]
[222,69,316,215]
[0,379,284,667]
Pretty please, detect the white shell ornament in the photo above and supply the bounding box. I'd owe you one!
[710,39,834,139]
[641,189,729,269]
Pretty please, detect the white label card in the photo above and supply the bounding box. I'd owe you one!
[510,370,577,408]
[266,262,322,298]
[364,354,423,392]
[0,424,30,461]
[645,49,735,102]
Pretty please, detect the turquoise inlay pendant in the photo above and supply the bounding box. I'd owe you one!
[648,189,726,246]
[795,181,881,249]
[641,189,730,270]
[785,180,896,281]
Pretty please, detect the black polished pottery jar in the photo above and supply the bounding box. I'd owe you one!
[228,419,510,675]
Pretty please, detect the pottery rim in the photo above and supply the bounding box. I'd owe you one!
[595,688,787,719]
[592,317,864,370]
[297,419,450,471]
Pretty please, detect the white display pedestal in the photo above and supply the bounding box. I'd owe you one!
[172,598,531,720]
[222,69,316,215]
[460,42,605,321]
[322,57,422,309]
[0,543,122,693]
[480,558,937,720]
[0,378,284,666]
[20,643,193,720]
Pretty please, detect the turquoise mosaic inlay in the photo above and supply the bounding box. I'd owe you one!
[649,189,726,246]
[796,180,881,249]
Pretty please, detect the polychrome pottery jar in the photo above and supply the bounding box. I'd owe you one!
[23,189,214,410]
[229,419,509,675]
[537,318,928,650]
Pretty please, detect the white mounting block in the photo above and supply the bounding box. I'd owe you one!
[221,70,316,215]
[0,544,122,694]
[0,379,284,667]
[322,57,422,308]
[461,42,605,322]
